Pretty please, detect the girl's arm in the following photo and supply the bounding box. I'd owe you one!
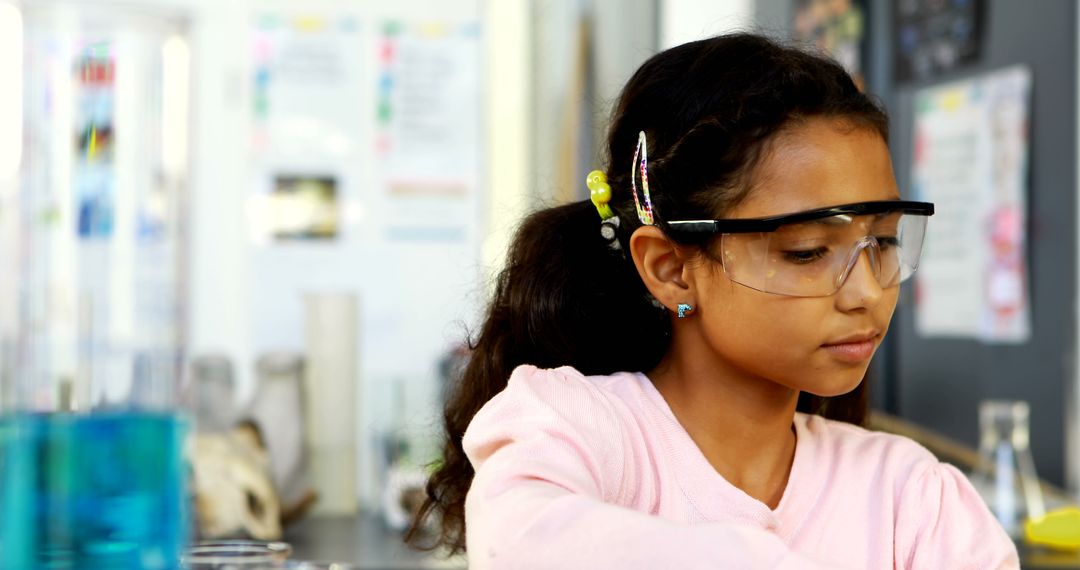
[894,461,1020,570]
[462,366,845,570]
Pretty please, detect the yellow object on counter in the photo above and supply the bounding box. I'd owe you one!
[1026,507,1080,550]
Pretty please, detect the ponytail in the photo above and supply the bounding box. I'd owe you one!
[405,199,668,553]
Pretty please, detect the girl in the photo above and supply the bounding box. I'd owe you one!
[409,33,1019,569]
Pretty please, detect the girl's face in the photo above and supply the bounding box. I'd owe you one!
[687,117,900,397]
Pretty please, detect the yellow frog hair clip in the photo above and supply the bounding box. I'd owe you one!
[586,169,622,252]
[587,170,614,219]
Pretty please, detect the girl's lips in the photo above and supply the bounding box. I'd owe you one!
[821,337,877,362]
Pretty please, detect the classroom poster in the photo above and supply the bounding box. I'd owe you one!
[248,13,363,245]
[362,19,485,445]
[375,21,482,242]
[250,13,362,157]
[913,66,1031,343]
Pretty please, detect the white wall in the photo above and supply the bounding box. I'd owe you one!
[188,0,250,396]
[481,0,531,279]
[660,0,755,49]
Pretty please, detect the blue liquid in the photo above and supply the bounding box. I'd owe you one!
[0,412,189,569]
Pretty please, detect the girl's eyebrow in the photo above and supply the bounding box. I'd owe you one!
[811,215,853,226]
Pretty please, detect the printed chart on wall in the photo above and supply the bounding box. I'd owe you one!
[249,12,362,244]
[375,20,482,243]
[251,13,362,157]
[913,66,1031,343]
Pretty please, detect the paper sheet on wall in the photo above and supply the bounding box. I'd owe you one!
[375,21,482,243]
[251,13,362,158]
[248,14,363,245]
[355,20,484,395]
[913,66,1031,343]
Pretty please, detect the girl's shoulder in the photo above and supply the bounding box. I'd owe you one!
[507,363,650,393]
[462,365,656,498]
[798,415,1017,568]
[796,412,950,484]
[463,365,658,457]
[492,364,653,422]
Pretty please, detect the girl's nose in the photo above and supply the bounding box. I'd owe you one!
[835,240,885,309]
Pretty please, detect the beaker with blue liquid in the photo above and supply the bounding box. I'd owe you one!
[0,3,193,568]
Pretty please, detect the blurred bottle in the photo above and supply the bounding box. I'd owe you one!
[304,293,359,515]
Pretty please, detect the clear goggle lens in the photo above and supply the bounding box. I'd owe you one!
[718,212,928,297]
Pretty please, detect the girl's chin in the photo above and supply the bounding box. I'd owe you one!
[800,374,868,399]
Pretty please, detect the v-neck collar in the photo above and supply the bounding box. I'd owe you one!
[634,371,821,539]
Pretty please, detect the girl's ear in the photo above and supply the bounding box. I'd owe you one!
[629,226,692,312]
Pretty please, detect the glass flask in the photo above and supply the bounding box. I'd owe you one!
[972,400,1045,537]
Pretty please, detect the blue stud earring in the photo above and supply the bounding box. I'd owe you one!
[677,303,693,319]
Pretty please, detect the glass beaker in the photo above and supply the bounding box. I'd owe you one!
[0,2,193,568]
[183,540,293,569]
[973,400,1045,536]
[272,563,360,570]
[226,563,359,570]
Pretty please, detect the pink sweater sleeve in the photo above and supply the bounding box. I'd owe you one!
[894,461,1020,570]
[462,365,843,570]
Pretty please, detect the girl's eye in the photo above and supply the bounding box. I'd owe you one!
[783,247,829,264]
[876,236,899,250]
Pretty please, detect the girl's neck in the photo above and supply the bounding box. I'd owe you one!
[648,346,800,509]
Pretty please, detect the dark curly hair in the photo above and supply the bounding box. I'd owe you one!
[407,32,889,555]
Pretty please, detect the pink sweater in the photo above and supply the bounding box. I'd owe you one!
[463,365,1019,569]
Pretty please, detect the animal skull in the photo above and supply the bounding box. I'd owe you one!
[190,422,282,540]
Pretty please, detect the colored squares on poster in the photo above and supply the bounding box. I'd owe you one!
[377,100,392,123]
[417,22,448,38]
[377,23,398,135]
[292,16,327,33]
[381,20,403,37]
[256,13,283,31]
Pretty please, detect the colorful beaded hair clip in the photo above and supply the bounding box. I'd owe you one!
[630,131,655,226]
[586,169,622,252]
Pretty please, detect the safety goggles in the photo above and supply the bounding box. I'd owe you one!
[666,201,935,298]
